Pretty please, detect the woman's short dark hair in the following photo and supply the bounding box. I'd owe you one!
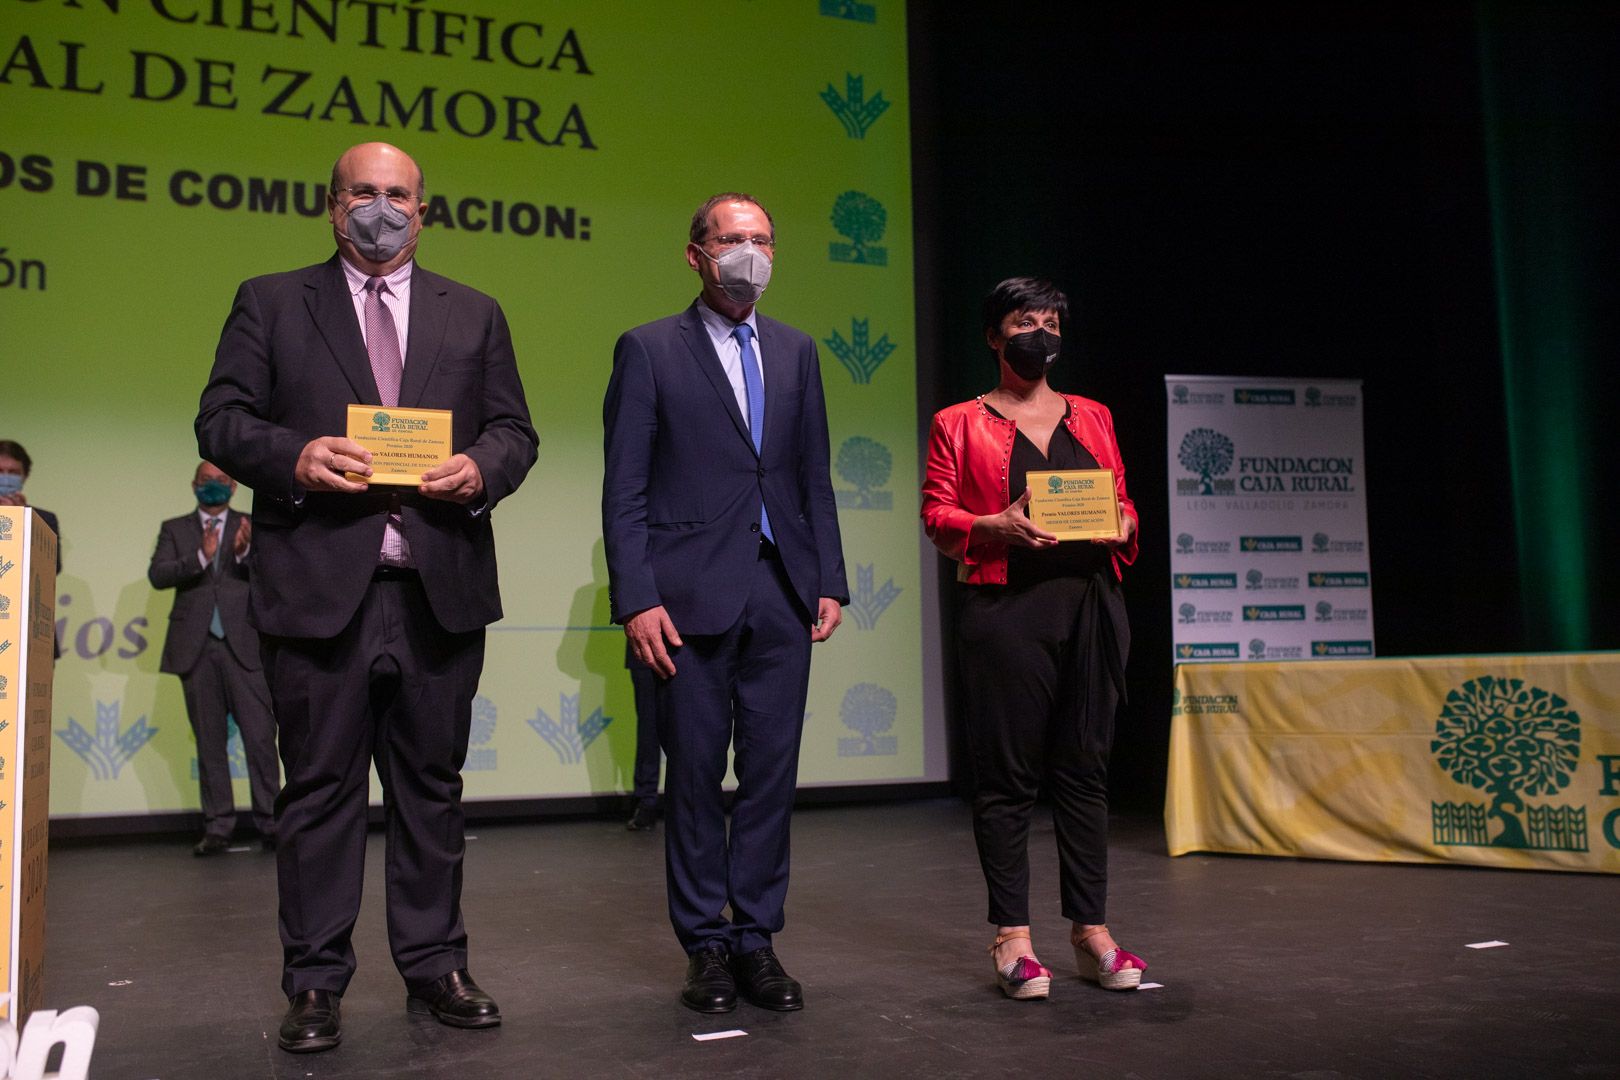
[0,440,31,476]
[981,277,1070,338]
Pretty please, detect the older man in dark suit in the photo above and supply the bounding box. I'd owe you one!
[148,461,278,856]
[197,141,537,1054]
[602,193,848,1015]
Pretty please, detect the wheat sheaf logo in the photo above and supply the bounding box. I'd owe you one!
[1430,676,1584,851]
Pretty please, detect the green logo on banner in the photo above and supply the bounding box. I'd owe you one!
[1176,642,1240,659]
[821,0,878,21]
[1243,605,1305,622]
[824,317,896,383]
[1234,388,1295,405]
[835,436,894,509]
[1241,536,1303,553]
[55,700,159,780]
[1309,571,1370,587]
[838,682,898,756]
[820,73,890,138]
[847,564,901,629]
[372,411,391,431]
[1176,427,1234,495]
[1310,640,1374,657]
[829,191,888,265]
[1173,573,1238,590]
[1430,676,1584,851]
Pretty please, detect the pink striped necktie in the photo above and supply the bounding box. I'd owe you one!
[365,276,409,566]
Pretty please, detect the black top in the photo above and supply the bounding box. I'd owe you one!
[986,403,1112,585]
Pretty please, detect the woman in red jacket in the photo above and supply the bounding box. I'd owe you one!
[921,278,1144,999]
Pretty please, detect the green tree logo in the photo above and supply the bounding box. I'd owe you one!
[1178,602,1196,624]
[1315,601,1333,622]
[1248,639,1267,659]
[1430,676,1582,849]
[824,318,896,383]
[829,191,888,265]
[837,683,898,756]
[820,73,890,138]
[1177,427,1234,494]
[372,411,391,432]
[835,436,893,510]
[1173,384,1189,404]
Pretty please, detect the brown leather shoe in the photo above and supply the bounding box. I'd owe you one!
[278,990,341,1053]
[406,969,501,1028]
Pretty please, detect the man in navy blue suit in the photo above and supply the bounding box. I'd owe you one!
[602,193,848,1014]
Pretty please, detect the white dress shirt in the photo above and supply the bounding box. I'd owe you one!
[695,297,765,425]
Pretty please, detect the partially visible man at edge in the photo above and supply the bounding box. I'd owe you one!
[196,141,537,1054]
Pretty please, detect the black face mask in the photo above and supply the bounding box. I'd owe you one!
[1001,328,1061,381]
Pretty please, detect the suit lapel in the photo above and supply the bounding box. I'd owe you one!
[679,304,753,453]
[304,256,380,403]
[399,264,450,408]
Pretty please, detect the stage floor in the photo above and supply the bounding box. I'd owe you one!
[45,799,1619,1079]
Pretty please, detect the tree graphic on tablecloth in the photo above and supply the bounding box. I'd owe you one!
[1430,676,1581,849]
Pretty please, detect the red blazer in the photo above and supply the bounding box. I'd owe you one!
[921,394,1139,585]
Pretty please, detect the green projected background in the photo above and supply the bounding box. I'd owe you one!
[1,0,931,817]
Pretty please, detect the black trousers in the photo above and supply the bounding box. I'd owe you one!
[181,635,279,839]
[656,549,812,955]
[957,575,1121,926]
[261,576,484,997]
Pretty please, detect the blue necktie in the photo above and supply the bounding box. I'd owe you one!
[733,323,773,542]
[207,518,226,640]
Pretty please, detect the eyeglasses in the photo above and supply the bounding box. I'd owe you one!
[703,233,776,252]
[334,185,419,209]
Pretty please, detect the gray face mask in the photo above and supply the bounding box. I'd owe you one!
[0,474,21,497]
[341,196,416,263]
[699,240,773,304]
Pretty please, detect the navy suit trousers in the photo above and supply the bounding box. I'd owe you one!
[656,548,811,955]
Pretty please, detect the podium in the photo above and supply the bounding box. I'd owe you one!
[0,508,55,1022]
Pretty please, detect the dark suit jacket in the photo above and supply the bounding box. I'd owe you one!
[602,302,848,636]
[147,509,260,675]
[195,254,538,638]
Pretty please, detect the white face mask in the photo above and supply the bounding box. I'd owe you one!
[698,240,773,304]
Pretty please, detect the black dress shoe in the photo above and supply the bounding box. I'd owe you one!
[682,945,737,1013]
[192,834,230,857]
[406,969,501,1028]
[626,803,660,831]
[732,947,803,1011]
[278,990,341,1053]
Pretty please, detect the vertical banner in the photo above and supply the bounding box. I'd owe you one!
[0,509,56,1021]
[1165,376,1374,663]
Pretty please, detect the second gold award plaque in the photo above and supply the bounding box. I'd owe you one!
[1026,468,1121,541]
[345,404,453,486]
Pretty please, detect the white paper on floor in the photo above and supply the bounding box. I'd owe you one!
[692,1030,748,1042]
[1138,981,1165,989]
[1465,940,1509,949]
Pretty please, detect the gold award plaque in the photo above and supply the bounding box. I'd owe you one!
[346,404,453,486]
[1026,468,1121,541]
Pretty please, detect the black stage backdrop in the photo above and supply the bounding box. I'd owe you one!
[908,2,1620,813]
